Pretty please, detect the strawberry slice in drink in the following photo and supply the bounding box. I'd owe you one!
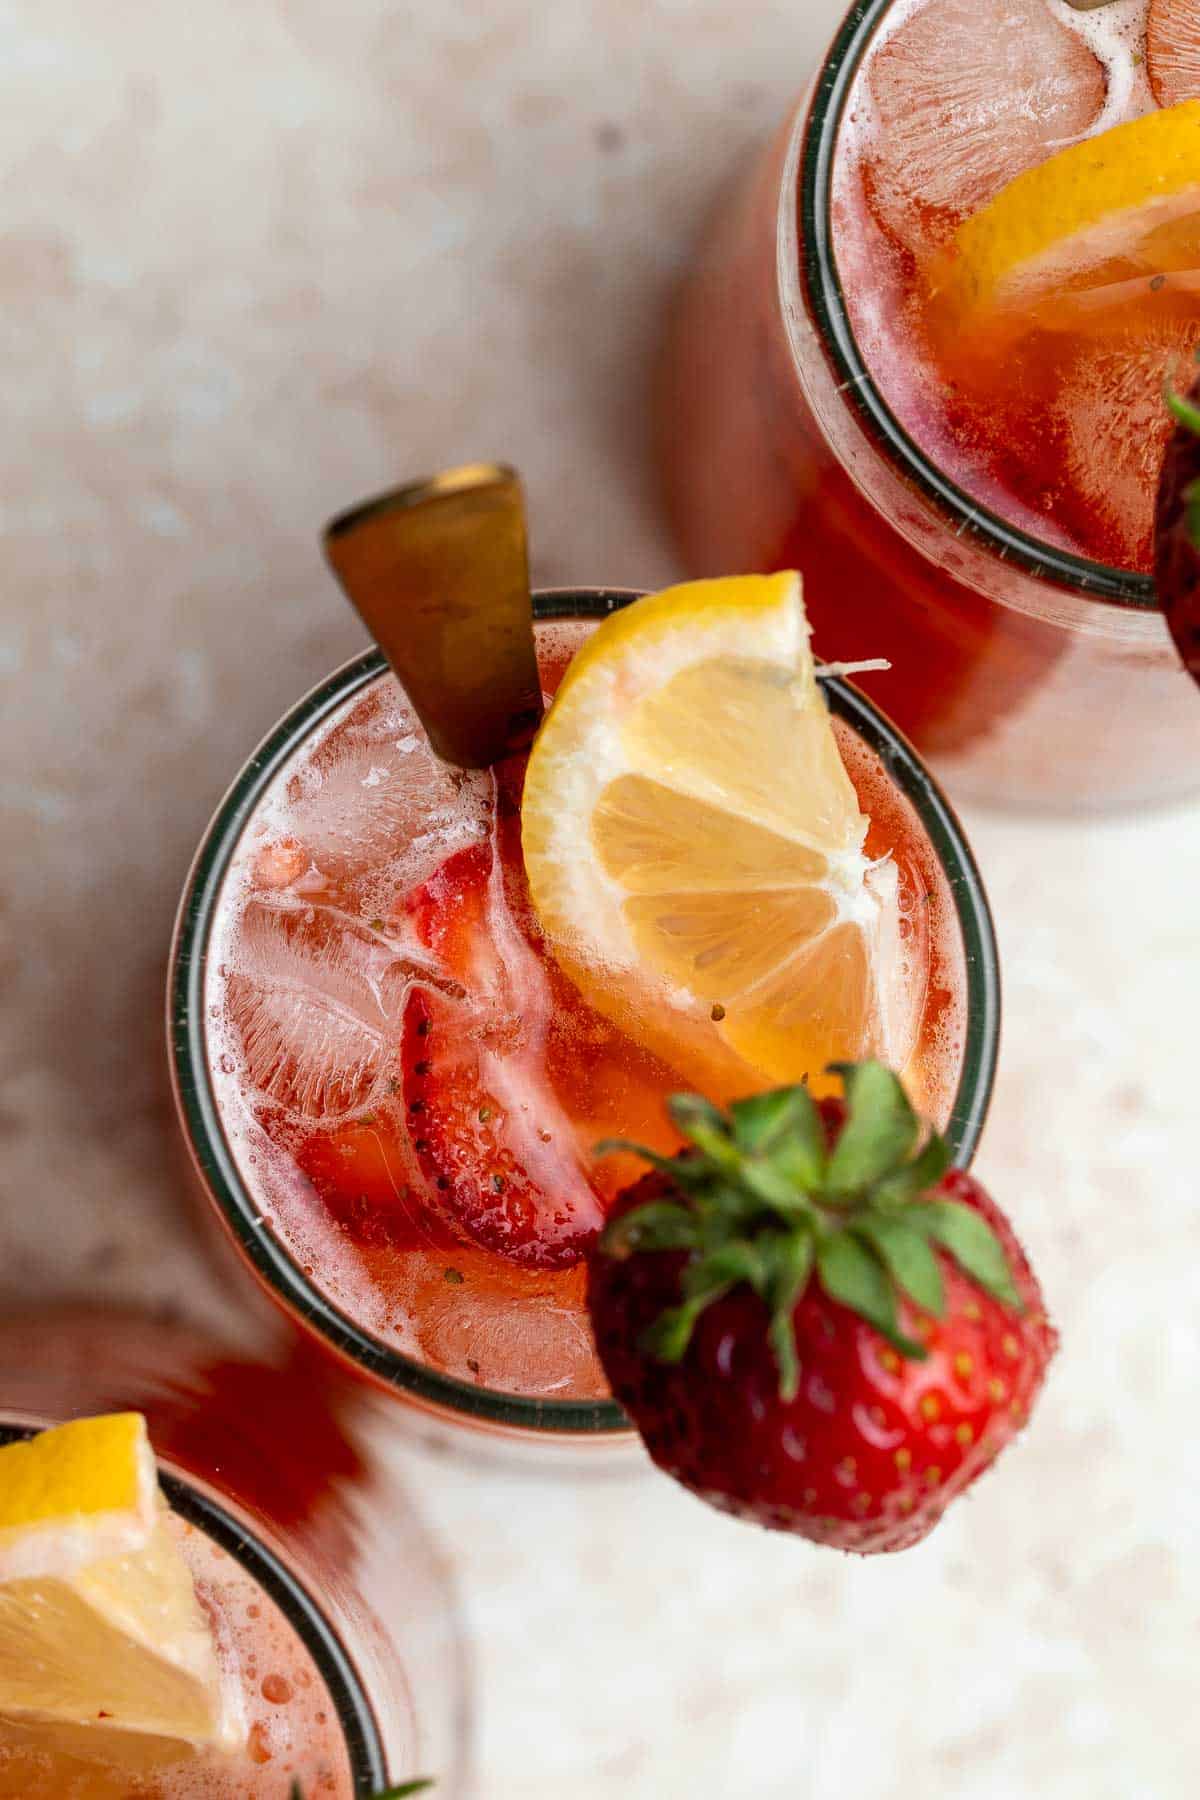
[296,1112,459,1254]
[399,835,607,1271]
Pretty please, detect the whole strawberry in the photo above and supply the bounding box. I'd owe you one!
[588,1063,1056,1552]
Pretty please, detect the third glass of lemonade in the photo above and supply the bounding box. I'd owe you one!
[662,0,1200,809]
[171,580,998,1445]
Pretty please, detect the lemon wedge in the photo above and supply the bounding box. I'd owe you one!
[935,99,1200,324]
[0,1415,242,1755]
[522,573,912,1095]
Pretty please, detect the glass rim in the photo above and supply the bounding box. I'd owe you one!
[169,587,1000,1437]
[796,0,1158,612]
[0,1420,388,1794]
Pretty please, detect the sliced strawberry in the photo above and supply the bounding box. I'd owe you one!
[403,839,497,983]
[400,836,606,1270]
[296,1113,458,1254]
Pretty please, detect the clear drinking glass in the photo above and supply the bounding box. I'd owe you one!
[169,591,1000,1447]
[0,1307,470,1796]
[659,0,1200,811]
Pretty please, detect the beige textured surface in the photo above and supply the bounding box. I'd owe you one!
[2,2,1199,1795]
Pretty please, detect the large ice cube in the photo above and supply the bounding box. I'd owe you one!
[1054,318,1200,569]
[863,0,1106,259]
[225,900,408,1122]
[282,687,490,894]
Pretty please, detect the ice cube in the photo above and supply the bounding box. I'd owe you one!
[1054,320,1200,568]
[1148,0,1200,107]
[226,901,408,1122]
[863,0,1106,258]
[284,688,490,891]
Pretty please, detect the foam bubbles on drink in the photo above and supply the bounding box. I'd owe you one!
[831,718,964,1130]
[163,1518,354,1796]
[1047,1,1155,133]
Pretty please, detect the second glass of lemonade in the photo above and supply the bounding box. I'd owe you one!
[170,589,999,1446]
[0,1308,467,1796]
[661,0,1200,810]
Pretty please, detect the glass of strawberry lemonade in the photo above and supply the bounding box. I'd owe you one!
[0,1308,465,1795]
[660,0,1200,809]
[170,574,999,1443]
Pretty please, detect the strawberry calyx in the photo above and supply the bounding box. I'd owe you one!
[598,1061,1022,1401]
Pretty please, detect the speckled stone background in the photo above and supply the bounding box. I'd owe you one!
[2,1,1199,1795]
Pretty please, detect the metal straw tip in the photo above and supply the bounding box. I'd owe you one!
[321,462,541,769]
[324,463,519,547]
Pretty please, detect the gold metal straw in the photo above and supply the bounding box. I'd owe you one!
[323,463,543,768]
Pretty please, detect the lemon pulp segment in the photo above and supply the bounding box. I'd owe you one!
[0,1415,242,1754]
[522,574,913,1095]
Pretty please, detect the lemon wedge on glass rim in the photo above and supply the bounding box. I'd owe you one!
[933,98,1200,328]
[0,1413,242,1757]
[522,572,914,1097]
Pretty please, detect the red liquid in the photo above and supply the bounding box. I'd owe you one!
[206,621,968,1406]
[659,0,1200,809]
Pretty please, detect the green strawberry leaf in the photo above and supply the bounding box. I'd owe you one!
[873,1129,952,1207]
[641,1242,768,1363]
[1187,480,1200,553]
[854,1215,945,1318]
[594,1141,709,1189]
[640,1296,713,1363]
[816,1231,926,1360]
[915,1199,1024,1311]
[668,1094,740,1169]
[761,1230,815,1402]
[682,1242,769,1301]
[1165,388,1200,551]
[825,1061,919,1191]
[600,1200,699,1257]
[730,1085,826,1187]
[1167,386,1200,440]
